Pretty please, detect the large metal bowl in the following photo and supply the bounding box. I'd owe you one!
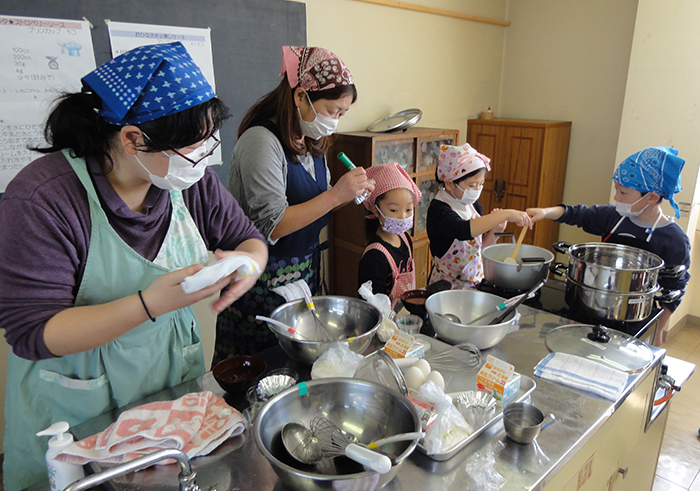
[268,296,381,365]
[253,378,421,491]
[426,290,520,349]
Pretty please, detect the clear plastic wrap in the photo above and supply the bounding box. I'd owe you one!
[464,440,506,490]
[311,342,365,379]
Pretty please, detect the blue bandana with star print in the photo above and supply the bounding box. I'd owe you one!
[81,42,215,125]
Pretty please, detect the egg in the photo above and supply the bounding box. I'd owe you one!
[405,366,426,390]
[426,370,445,390]
[413,359,431,377]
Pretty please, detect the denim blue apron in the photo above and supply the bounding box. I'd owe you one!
[213,121,330,364]
[3,149,207,490]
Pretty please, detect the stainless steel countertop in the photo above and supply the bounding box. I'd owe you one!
[34,304,670,491]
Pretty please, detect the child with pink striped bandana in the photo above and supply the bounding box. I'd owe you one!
[358,163,422,306]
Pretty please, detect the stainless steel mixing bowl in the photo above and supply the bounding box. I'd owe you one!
[268,296,381,365]
[426,290,520,349]
[253,378,421,490]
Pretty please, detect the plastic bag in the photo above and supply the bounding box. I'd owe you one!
[358,281,395,342]
[464,440,507,490]
[311,341,365,379]
[417,381,474,454]
[270,279,313,303]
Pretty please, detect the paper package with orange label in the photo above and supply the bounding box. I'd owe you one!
[476,355,520,405]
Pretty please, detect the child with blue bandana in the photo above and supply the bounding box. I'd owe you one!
[528,147,691,345]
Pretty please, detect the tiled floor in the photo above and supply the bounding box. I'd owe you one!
[653,324,700,490]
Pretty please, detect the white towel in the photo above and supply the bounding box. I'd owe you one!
[56,391,244,465]
[533,352,629,401]
[181,256,260,294]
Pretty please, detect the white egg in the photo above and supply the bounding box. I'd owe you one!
[413,359,431,377]
[405,366,426,390]
[426,370,445,390]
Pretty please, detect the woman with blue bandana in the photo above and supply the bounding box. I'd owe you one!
[527,147,691,346]
[0,42,268,489]
[213,46,373,362]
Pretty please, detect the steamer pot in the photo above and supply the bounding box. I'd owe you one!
[482,243,554,291]
[551,241,665,293]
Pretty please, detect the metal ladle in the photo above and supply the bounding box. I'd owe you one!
[281,422,392,474]
[436,312,462,323]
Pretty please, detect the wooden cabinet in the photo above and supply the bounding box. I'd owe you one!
[328,127,459,297]
[467,118,572,250]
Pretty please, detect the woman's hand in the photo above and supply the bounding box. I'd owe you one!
[331,167,373,205]
[209,248,266,314]
[141,264,231,318]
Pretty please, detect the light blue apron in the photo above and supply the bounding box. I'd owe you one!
[3,149,208,490]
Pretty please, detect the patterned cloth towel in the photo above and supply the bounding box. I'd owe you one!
[533,353,629,401]
[57,391,244,465]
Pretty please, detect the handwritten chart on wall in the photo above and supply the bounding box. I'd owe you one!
[0,15,96,192]
[0,0,306,189]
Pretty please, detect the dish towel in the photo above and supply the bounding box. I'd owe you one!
[181,256,260,294]
[533,353,629,401]
[56,391,245,465]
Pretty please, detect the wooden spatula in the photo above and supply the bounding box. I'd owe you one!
[503,226,527,264]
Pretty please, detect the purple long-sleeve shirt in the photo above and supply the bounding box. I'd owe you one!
[0,151,265,360]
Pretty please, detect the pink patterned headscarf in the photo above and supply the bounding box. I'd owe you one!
[363,163,422,218]
[281,46,354,91]
[437,143,491,182]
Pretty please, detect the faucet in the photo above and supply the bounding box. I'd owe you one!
[64,448,201,491]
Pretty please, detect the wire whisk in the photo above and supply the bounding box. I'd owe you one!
[286,417,392,473]
[425,342,482,370]
[299,287,337,341]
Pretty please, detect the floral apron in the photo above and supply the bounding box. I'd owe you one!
[3,149,208,491]
[429,190,484,289]
[362,233,416,306]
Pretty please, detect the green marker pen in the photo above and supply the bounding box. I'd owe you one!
[337,152,367,204]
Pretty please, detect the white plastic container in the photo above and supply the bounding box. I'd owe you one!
[36,421,85,491]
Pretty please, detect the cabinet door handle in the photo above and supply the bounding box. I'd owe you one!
[617,467,628,479]
[493,179,507,203]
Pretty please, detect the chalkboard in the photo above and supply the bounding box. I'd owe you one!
[1,0,306,184]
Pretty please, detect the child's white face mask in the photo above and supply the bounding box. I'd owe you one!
[615,195,649,218]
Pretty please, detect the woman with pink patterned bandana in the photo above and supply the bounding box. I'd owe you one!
[427,143,532,289]
[215,46,374,362]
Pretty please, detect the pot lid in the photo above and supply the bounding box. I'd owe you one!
[544,324,653,373]
[367,108,422,133]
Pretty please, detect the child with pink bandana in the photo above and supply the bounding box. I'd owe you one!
[358,163,422,305]
[427,143,532,289]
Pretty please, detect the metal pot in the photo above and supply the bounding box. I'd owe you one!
[482,243,554,291]
[563,277,680,323]
[552,241,665,292]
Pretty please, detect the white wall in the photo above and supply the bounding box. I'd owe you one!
[613,0,700,325]
[499,0,639,247]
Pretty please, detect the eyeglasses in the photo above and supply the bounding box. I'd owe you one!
[170,134,221,167]
[142,132,220,167]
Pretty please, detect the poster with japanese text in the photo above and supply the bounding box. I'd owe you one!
[0,15,95,192]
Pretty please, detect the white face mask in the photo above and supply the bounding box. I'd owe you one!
[615,195,649,218]
[298,92,339,140]
[134,149,208,191]
[451,185,482,205]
